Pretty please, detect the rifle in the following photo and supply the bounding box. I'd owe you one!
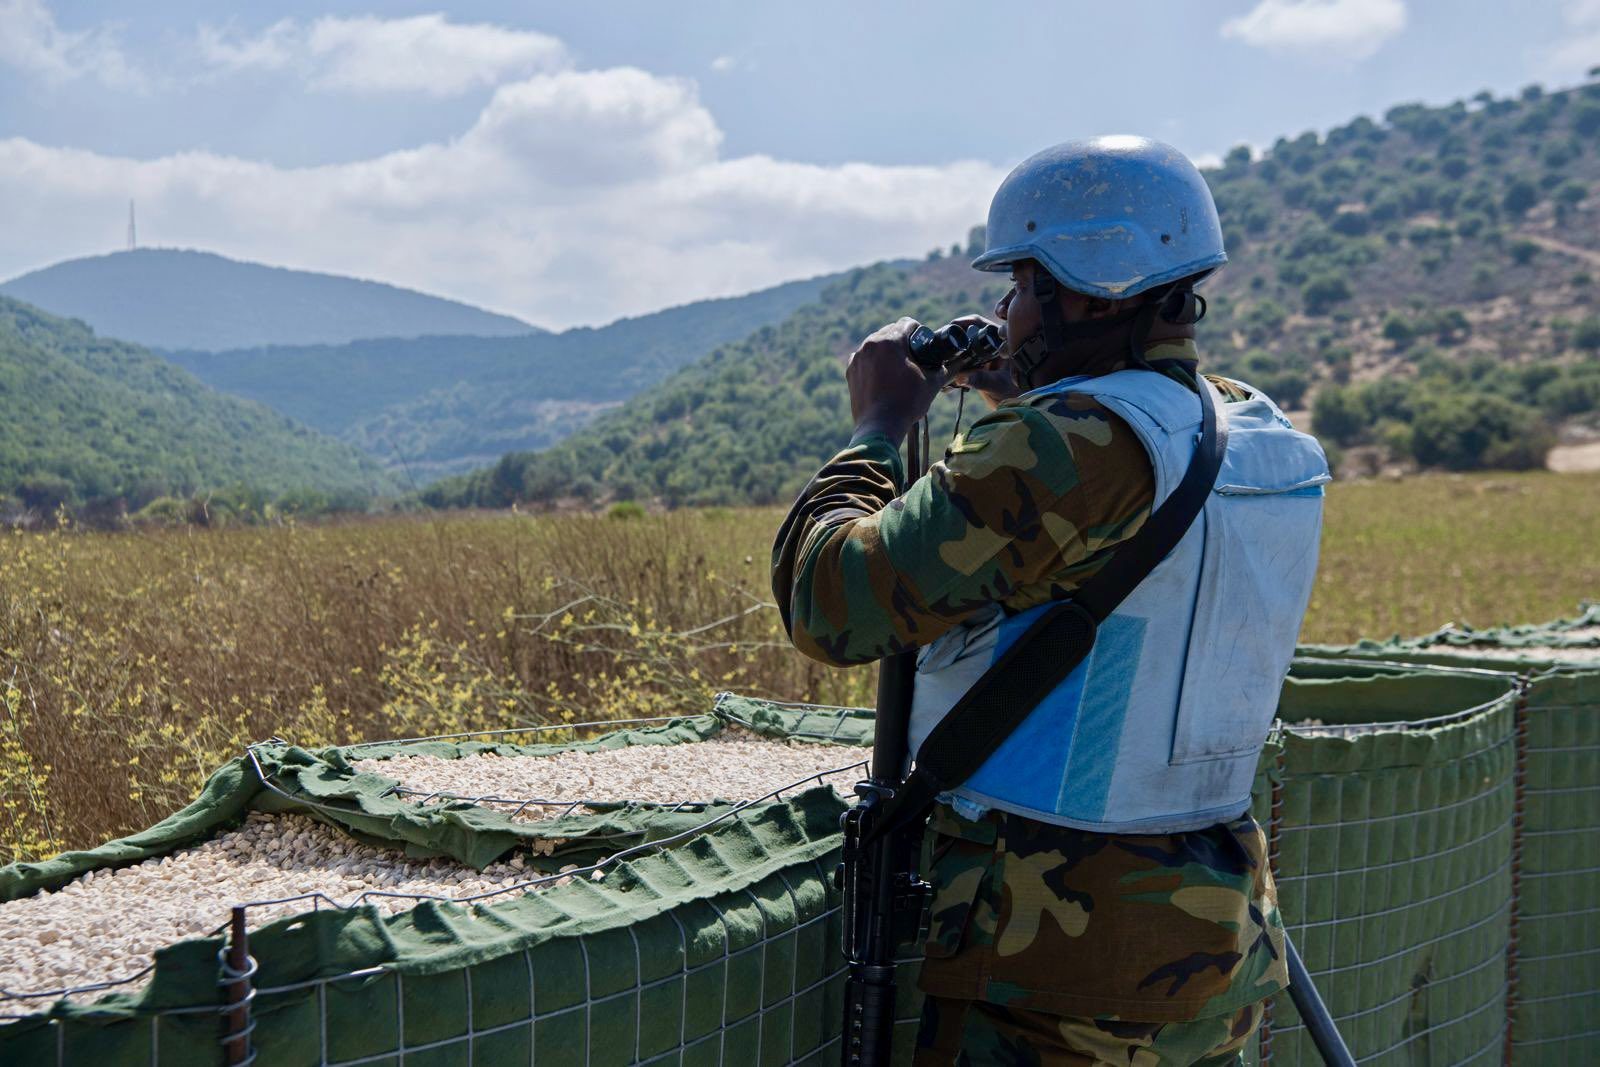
[836,418,933,1067]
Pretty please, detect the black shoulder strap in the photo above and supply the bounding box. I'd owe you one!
[863,375,1230,843]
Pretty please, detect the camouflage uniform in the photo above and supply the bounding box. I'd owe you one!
[914,995,1261,1067]
[771,340,1288,1063]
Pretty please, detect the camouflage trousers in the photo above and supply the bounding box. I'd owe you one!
[912,994,1262,1067]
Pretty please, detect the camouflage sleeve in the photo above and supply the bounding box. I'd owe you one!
[770,395,1156,667]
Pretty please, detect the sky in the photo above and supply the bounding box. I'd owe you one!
[1,0,1596,330]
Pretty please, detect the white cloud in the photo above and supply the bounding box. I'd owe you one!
[1542,0,1600,83]
[710,55,736,73]
[198,14,568,95]
[1221,0,1407,60]
[195,19,298,73]
[0,65,1002,329]
[0,0,144,89]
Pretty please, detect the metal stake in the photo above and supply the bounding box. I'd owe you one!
[221,906,257,1065]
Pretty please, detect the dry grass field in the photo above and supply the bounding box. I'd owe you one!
[3,469,1597,864]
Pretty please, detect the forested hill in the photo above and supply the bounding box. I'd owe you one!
[424,258,1005,507]
[166,270,846,480]
[0,297,394,518]
[0,249,537,351]
[427,80,1600,509]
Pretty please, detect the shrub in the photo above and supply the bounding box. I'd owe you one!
[607,500,646,521]
[1244,299,1289,336]
[1409,393,1551,470]
[1537,369,1600,415]
[1331,209,1371,236]
[1312,385,1366,444]
[1510,239,1540,265]
[1470,265,1499,300]
[1555,181,1589,217]
[1503,178,1540,218]
[1302,274,1353,315]
[1574,317,1600,352]
[1431,308,1472,345]
[1255,370,1310,409]
[1382,312,1415,348]
[1574,100,1600,137]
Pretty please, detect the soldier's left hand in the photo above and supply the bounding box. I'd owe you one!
[847,318,943,446]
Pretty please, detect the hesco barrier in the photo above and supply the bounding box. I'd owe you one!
[1303,607,1600,1063]
[0,659,1595,1066]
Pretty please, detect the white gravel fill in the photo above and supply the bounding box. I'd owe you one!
[356,736,866,819]
[0,812,575,1000]
[0,736,868,1002]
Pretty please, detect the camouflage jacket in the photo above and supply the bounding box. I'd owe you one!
[771,339,1289,1021]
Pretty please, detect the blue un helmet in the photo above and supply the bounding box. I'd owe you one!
[973,136,1226,382]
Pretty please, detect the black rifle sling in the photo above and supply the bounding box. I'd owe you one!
[862,373,1230,845]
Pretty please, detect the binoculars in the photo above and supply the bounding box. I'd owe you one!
[908,320,1005,379]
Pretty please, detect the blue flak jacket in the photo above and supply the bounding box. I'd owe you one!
[908,371,1329,834]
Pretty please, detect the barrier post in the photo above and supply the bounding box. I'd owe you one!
[1504,676,1530,1062]
[221,906,256,1066]
[1261,752,1284,1065]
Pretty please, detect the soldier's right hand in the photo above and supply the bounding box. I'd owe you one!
[847,317,943,446]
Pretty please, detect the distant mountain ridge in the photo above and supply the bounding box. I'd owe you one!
[165,269,854,479]
[0,249,539,351]
[0,295,394,514]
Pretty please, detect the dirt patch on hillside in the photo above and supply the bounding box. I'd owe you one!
[1548,442,1600,473]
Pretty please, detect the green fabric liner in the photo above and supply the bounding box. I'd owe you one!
[0,787,850,1058]
[1301,603,1600,662]
[0,756,258,905]
[714,693,877,747]
[1280,665,1517,732]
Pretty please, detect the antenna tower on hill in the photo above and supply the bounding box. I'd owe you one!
[127,200,137,251]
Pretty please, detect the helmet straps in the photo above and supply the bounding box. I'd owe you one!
[1010,273,1208,388]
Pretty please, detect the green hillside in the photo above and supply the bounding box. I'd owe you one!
[0,249,537,351]
[166,270,847,479]
[0,297,394,517]
[423,258,1003,507]
[427,81,1600,509]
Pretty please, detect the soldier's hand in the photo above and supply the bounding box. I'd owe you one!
[847,317,943,446]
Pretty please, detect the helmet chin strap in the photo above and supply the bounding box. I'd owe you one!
[1010,274,1207,388]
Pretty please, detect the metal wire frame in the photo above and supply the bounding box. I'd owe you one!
[335,715,699,753]
[1263,694,1517,1067]
[13,857,920,1066]
[255,861,925,1067]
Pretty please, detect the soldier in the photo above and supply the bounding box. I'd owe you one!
[772,137,1329,1065]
